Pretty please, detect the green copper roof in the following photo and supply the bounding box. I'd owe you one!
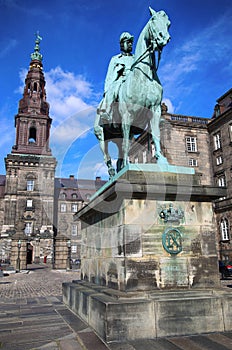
[30,31,43,61]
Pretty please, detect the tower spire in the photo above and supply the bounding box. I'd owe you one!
[31,31,43,62]
[12,33,52,156]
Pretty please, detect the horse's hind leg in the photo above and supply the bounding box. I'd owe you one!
[150,105,168,164]
[104,141,115,178]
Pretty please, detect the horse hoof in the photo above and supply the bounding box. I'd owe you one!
[108,168,116,178]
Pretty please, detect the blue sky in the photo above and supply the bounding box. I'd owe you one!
[0,0,231,180]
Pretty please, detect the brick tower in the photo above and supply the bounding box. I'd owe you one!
[2,34,57,267]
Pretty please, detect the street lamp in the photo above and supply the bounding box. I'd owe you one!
[66,239,72,270]
[16,239,21,272]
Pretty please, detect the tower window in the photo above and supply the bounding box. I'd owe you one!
[72,225,77,235]
[33,82,37,92]
[29,127,36,143]
[26,199,33,208]
[25,222,33,235]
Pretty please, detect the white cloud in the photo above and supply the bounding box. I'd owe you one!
[45,66,95,123]
[162,98,175,114]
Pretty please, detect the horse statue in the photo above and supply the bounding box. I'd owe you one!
[94,7,171,178]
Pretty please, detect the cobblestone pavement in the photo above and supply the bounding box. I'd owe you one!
[0,265,232,350]
[0,264,80,299]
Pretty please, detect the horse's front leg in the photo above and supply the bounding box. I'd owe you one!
[122,113,131,168]
[94,114,115,178]
[150,105,168,164]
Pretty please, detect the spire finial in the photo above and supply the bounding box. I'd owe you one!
[31,31,43,61]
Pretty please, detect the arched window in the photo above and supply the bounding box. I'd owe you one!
[72,193,77,199]
[29,127,36,143]
[220,218,230,241]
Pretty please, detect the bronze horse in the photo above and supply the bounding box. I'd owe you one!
[94,7,171,178]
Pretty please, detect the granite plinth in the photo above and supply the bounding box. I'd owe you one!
[63,168,229,342]
[63,281,232,342]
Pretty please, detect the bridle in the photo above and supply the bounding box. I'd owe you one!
[130,19,164,72]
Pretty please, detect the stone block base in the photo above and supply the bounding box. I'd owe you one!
[63,280,232,343]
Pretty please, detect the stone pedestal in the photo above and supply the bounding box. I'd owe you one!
[63,164,231,342]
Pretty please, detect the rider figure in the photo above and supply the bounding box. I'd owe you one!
[98,32,134,123]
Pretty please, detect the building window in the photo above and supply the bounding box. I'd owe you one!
[85,193,91,201]
[27,180,34,191]
[151,143,156,157]
[218,175,226,187]
[142,150,147,163]
[186,136,197,152]
[60,203,66,212]
[25,222,32,235]
[71,245,77,253]
[216,156,223,165]
[134,157,139,164]
[188,158,198,167]
[71,204,78,213]
[220,218,229,241]
[26,199,33,208]
[229,125,232,142]
[72,225,77,235]
[60,192,66,199]
[72,193,77,199]
[214,132,221,150]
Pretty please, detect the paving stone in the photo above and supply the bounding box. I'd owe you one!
[169,336,210,350]
[207,333,232,349]
[59,336,83,350]
[188,335,231,350]
[0,265,232,350]
[77,331,110,350]
[130,339,181,350]
[57,308,88,332]
[109,343,136,350]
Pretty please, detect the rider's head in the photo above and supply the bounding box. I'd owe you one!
[120,32,134,54]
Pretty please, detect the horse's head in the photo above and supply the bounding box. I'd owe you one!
[147,7,171,51]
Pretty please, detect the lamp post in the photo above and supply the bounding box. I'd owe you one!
[16,239,21,272]
[66,239,72,270]
[34,234,40,264]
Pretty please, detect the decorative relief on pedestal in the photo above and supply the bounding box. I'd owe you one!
[162,227,183,255]
[159,203,185,224]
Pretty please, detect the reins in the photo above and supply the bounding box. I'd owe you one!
[130,23,162,72]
